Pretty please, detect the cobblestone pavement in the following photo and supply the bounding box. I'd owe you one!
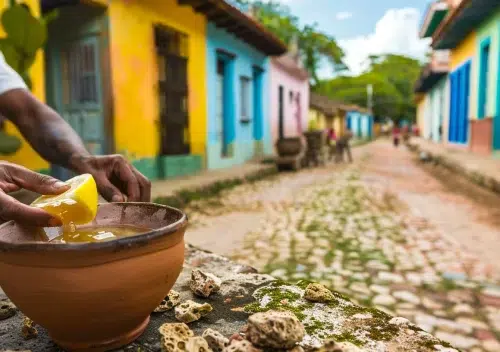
[184,142,500,352]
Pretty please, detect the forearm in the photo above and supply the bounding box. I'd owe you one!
[0,89,90,170]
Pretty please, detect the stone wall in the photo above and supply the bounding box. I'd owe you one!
[0,245,458,351]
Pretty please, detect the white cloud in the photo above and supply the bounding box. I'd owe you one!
[336,11,353,20]
[337,8,430,76]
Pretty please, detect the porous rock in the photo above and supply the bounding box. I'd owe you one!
[203,328,229,351]
[0,298,16,320]
[246,310,305,349]
[186,336,213,352]
[308,339,343,352]
[175,300,213,323]
[336,342,363,352]
[158,323,194,352]
[155,290,182,313]
[190,269,222,298]
[21,317,37,340]
[222,339,262,352]
[304,283,335,303]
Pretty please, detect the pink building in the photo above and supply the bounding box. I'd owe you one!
[269,49,310,145]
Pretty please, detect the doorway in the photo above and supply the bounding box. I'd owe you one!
[45,3,108,181]
[278,85,284,139]
[216,59,229,157]
[155,26,190,158]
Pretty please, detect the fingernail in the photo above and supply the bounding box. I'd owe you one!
[48,217,62,227]
[112,195,123,202]
[54,181,68,189]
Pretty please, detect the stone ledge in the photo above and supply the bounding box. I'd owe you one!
[0,245,458,351]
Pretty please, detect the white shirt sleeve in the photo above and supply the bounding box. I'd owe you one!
[0,51,27,95]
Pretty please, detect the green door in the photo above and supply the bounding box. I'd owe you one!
[48,36,105,180]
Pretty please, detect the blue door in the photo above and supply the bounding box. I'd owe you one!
[346,114,352,130]
[448,61,470,144]
[47,36,105,180]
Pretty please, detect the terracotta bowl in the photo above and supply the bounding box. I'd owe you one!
[0,202,187,352]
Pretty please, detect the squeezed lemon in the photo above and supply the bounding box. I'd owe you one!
[31,174,98,225]
[49,225,149,243]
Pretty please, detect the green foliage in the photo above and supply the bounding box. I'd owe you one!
[0,3,57,155]
[317,54,422,122]
[236,0,346,85]
[0,4,57,89]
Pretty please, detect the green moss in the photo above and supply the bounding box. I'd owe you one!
[330,331,364,346]
[244,281,313,321]
[304,317,333,336]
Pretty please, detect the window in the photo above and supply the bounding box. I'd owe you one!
[240,76,251,121]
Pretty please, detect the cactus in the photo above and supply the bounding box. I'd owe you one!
[0,3,57,155]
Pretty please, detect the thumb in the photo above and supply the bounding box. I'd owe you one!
[7,164,69,195]
[94,175,125,202]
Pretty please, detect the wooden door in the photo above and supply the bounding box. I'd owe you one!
[278,85,284,139]
[50,35,105,180]
[156,29,190,156]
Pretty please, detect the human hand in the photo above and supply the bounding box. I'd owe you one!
[71,154,151,203]
[0,161,70,226]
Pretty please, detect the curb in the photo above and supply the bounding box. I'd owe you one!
[408,142,500,195]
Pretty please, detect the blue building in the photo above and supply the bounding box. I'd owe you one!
[205,13,286,169]
[346,110,373,139]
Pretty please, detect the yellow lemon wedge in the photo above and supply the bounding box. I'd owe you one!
[31,174,98,225]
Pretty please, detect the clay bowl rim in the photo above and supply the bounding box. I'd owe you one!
[0,202,187,253]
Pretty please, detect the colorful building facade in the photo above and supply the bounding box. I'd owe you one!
[42,0,208,180]
[269,49,309,146]
[202,2,286,169]
[419,0,500,156]
[309,93,348,137]
[1,0,287,179]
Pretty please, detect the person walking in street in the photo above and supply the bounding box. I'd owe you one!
[392,125,400,147]
[335,130,353,163]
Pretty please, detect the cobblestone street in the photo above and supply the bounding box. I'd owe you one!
[183,141,500,352]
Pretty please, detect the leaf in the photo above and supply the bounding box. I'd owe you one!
[40,9,59,26]
[0,39,22,72]
[1,5,47,55]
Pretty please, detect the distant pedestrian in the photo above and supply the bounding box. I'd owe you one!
[335,130,353,163]
[392,125,400,147]
[327,127,337,142]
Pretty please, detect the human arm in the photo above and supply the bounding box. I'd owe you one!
[0,89,151,202]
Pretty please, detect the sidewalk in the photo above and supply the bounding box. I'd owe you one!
[409,138,500,194]
[151,161,276,199]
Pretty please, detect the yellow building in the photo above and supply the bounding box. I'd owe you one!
[2,0,208,180]
[309,92,348,136]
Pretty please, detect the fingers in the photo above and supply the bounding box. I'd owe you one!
[6,164,69,195]
[113,158,140,202]
[132,168,151,202]
[0,191,62,227]
[94,175,126,203]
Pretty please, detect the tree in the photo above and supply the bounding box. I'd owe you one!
[316,54,422,122]
[316,72,403,119]
[236,0,346,85]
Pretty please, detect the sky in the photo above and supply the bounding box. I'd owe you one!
[273,0,432,78]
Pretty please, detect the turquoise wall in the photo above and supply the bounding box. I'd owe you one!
[476,11,500,120]
[206,23,272,170]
